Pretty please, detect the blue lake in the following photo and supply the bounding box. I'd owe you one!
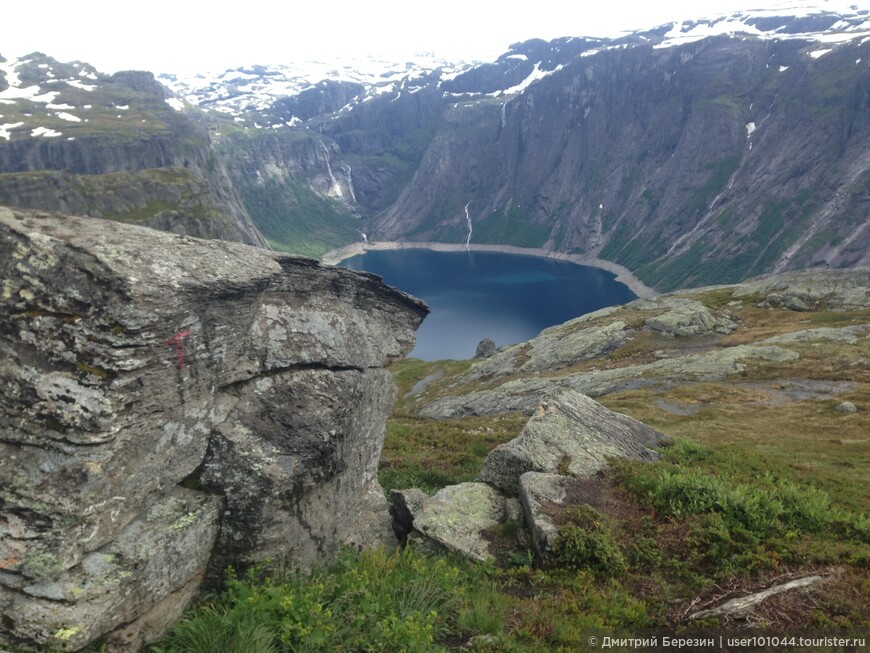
[341,249,637,360]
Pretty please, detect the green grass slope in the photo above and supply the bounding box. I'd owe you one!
[147,274,868,653]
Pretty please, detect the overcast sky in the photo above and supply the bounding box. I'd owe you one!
[0,0,863,75]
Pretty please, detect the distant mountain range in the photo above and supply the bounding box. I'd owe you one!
[1,0,869,288]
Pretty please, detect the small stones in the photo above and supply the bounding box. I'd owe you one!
[836,401,858,413]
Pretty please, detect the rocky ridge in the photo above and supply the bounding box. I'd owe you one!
[409,269,870,419]
[0,208,427,651]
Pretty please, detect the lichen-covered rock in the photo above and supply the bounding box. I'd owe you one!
[477,390,668,494]
[518,472,570,558]
[1,488,220,651]
[644,298,737,337]
[0,207,428,651]
[733,269,870,311]
[419,343,800,418]
[762,325,870,345]
[396,391,666,565]
[407,483,514,563]
[457,320,628,384]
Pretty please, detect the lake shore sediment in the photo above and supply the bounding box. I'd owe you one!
[322,241,658,299]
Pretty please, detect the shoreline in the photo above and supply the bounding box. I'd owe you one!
[322,241,658,299]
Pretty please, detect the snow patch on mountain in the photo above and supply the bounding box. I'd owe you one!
[31,126,62,138]
[493,62,564,96]
[653,1,870,50]
[0,122,24,140]
[158,54,474,121]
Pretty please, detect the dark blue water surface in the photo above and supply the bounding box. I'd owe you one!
[341,249,636,360]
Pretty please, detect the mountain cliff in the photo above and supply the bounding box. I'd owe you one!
[0,53,268,247]
[375,34,870,290]
[160,5,870,288]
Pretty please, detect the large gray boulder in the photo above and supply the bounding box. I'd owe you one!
[0,208,428,651]
[643,297,737,337]
[477,389,668,494]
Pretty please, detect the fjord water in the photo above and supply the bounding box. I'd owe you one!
[342,249,636,360]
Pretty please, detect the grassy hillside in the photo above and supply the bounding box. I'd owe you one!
[148,274,869,652]
[241,177,361,259]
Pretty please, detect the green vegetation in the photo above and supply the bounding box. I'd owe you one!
[634,197,813,291]
[241,178,361,259]
[474,204,551,248]
[598,218,663,271]
[380,359,526,493]
[553,506,627,577]
[151,548,505,653]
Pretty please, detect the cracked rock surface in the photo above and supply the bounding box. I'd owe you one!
[0,208,428,651]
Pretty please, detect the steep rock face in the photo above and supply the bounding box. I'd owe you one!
[0,167,254,243]
[0,208,427,651]
[218,130,361,257]
[0,54,268,248]
[315,85,445,218]
[373,37,870,289]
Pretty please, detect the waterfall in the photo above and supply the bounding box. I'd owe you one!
[464,201,473,251]
[342,162,357,203]
[319,142,344,199]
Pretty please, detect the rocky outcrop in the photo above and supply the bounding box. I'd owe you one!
[413,270,870,419]
[733,268,870,311]
[394,390,667,563]
[0,208,428,651]
[446,294,738,391]
[478,390,667,494]
[642,298,737,337]
[396,483,521,563]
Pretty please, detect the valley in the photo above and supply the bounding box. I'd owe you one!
[2,3,870,288]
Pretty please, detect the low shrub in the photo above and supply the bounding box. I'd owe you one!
[151,547,472,653]
[553,506,627,577]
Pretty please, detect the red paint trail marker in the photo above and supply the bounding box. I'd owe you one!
[167,329,191,369]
